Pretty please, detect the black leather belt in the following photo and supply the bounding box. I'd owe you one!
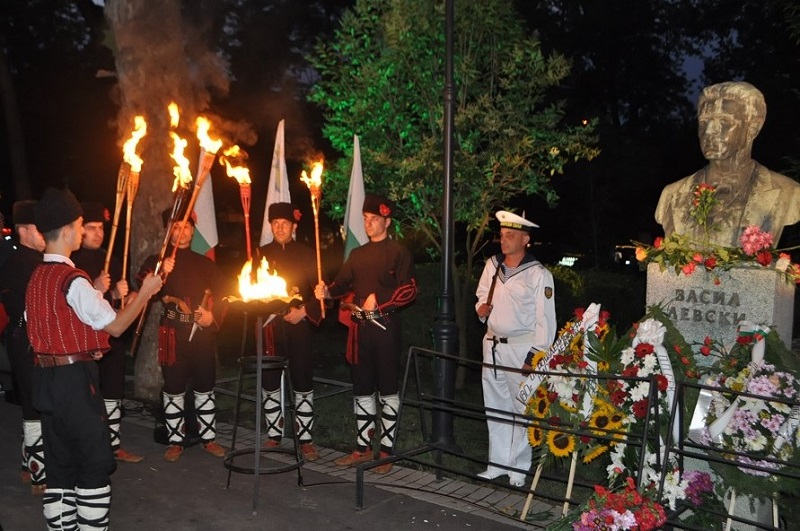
[164,309,194,324]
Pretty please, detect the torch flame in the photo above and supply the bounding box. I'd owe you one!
[300,160,324,191]
[167,102,180,128]
[122,115,147,172]
[220,145,251,185]
[169,132,193,192]
[196,117,223,154]
[238,258,289,302]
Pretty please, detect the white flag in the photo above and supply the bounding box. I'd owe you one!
[260,119,291,246]
[343,135,368,260]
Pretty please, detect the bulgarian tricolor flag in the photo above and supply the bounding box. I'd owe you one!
[343,134,368,260]
[260,119,291,246]
[337,135,370,329]
[191,155,218,260]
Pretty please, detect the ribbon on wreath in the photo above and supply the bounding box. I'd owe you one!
[633,318,680,442]
[688,321,770,444]
[516,302,602,416]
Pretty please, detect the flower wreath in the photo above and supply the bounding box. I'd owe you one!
[693,322,800,498]
[521,304,609,464]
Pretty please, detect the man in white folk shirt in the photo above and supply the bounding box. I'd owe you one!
[474,210,556,487]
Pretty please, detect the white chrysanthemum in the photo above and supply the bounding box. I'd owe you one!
[620,347,635,366]
[629,382,651,402]
[642,353,658,374]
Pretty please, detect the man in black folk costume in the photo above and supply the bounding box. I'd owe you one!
[0,200,46,494]
[258,202,323,461]
[72,202,143,463]
[137,208,230,462]
[315,193,416,474]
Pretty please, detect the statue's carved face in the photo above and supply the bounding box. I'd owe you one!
[698,97,749,161]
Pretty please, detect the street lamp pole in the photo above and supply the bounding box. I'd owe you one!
[431,0,458,450]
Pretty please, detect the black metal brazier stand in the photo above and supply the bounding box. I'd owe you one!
[223,297,304,514]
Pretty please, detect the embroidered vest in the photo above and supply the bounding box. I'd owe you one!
[26,262,110,355]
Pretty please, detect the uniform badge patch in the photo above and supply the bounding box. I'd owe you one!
[544,287,553,299]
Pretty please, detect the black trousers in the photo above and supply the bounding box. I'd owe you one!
[262,319,314,392]
[97,338,126,400]
[7,326,39,420]
[160,327,217,395]
[350,317,402,397]
[32,361,115,489]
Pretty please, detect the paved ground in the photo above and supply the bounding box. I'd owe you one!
[0,397,560,530]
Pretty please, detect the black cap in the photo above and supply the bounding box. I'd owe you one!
[362,193,395,218]
[162,205,196,228]
[35,188,83,233]
[12,200,37,225]
[268,202,301,223]
[81,202,110,224]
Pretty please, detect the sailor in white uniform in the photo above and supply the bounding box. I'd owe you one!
[475,210,557,487]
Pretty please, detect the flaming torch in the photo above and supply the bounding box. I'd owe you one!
[301,161,325,319]
[105,115,146,274]
[169,117,222,260]
[120,116,147,291]
[131,104,190,355]
[220,145,252,260]
[157,131,194,273]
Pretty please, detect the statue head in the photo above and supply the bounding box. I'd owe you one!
[697,81,766,162]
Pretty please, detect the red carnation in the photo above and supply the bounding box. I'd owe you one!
[756,250,773,266]
[379,203,391,217]
[653,236,663,248]
[293,209,302,222]
[655,374,668,392]
[700,345,711,356]
[704,256,717,270]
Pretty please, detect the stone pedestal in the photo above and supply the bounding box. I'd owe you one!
[646,263,795,352]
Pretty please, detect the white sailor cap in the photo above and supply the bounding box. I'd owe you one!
[495,210,539,232]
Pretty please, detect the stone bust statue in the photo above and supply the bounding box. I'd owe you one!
[655,81,800,247]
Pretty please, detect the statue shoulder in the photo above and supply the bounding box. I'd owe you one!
[756,164,800,192]
[655,170,702,222]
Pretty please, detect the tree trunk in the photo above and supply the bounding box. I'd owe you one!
[104,0,196,402]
